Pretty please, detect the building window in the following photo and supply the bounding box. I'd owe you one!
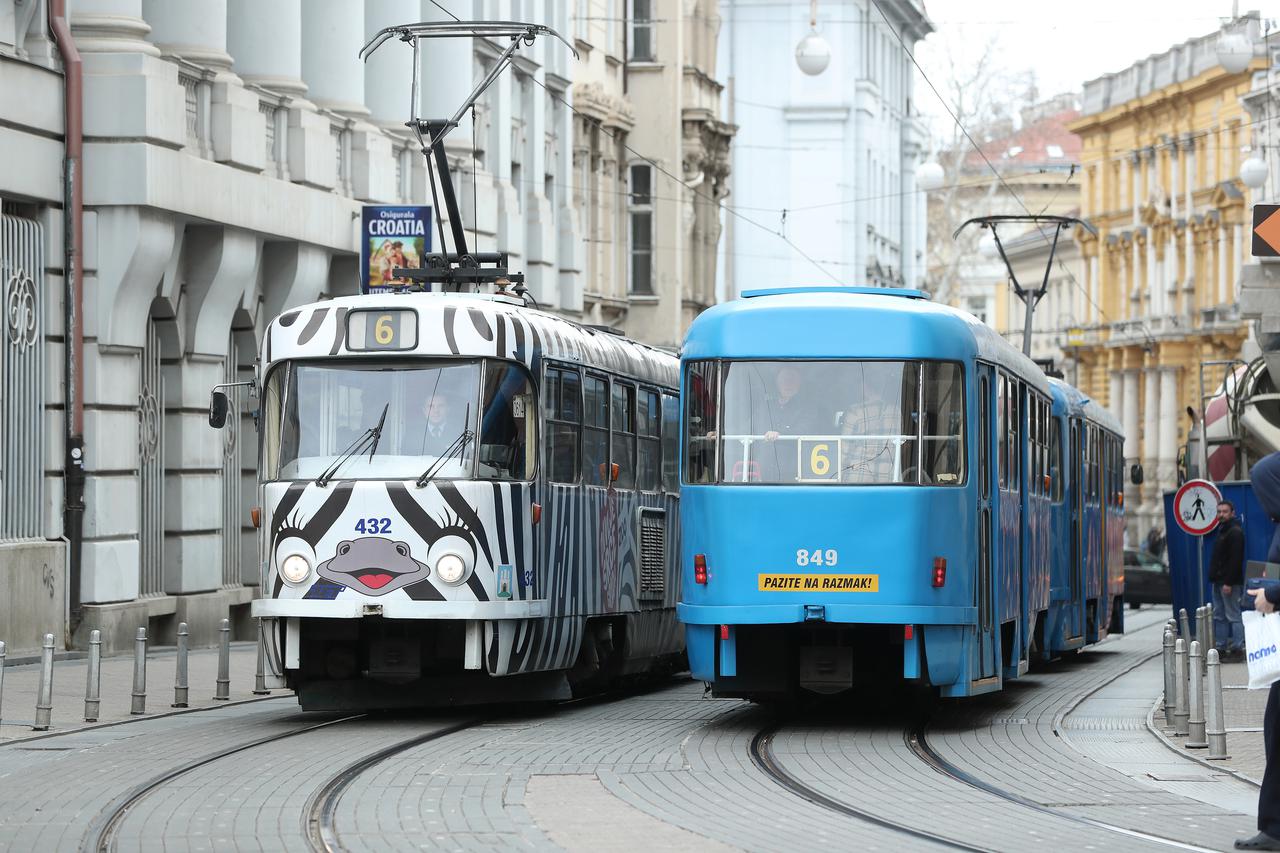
[629,0,655,61]
[629,163,653,294]
[967,296,988,325]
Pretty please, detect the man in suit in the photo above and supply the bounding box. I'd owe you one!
[416,392,462,457]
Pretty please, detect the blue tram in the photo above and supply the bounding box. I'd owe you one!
[676,287,1125,699]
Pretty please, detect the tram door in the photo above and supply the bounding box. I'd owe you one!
[975,365,999,681]
[1068,419,1083,640]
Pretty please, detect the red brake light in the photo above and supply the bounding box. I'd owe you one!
[932,557,946,588]
[694,553,708,585]
[904,625,914,640]
[720,624,730,640]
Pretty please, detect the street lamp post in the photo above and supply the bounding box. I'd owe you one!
[795,0,830,76]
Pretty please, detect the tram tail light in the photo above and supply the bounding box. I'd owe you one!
[694,553,708,585]
[932,557,946,588]
[720,624,730,640]
[250,506,261,529]
[532,502,542,524]
[904,625,914,640]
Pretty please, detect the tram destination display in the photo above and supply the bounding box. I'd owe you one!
[361,204,432,294]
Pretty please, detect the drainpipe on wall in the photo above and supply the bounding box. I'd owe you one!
[48,0,86,634]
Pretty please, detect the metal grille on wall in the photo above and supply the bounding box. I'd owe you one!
[138,319,165,595]
[220,330,241,587]
[1,214,44,540]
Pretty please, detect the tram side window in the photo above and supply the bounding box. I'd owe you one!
[920,362,965,484]
[583,373,610,485]
[661,392,679,492]
[1029,397,1040,496]
[683,361,718,484]
[997,376,1008,489]
[1049,416,1063,502]
[612,381,638,489]
[545,366,581,483]
[638,389,662,491]
[477,361,536,480]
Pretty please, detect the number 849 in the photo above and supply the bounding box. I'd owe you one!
[796,549,837,567]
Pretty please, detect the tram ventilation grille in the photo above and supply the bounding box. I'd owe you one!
[638,510,666,601]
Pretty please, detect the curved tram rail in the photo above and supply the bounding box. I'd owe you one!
[89,714,365,852]
[304,720,482,852]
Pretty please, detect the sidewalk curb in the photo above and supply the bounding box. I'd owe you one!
[1144,696,1263,788]
[0,692,292,748]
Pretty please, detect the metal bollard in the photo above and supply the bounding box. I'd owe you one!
[1206,602,1216,661]
[253,620,269,696]
[130,627,147,715]
[1187,640,1208,748]
[1196,606,1209,674]
[1162,629,1176,726]
[1180,608,1192,644]
[214,618,231,700]
[173,622,189,708]
[0,640,6,727]
[84,630,102,722]
[1173,637,1190,736]
[33,633,54,731]
[1206,648,1231,760]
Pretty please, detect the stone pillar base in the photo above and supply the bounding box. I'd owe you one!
[74,586,257,654]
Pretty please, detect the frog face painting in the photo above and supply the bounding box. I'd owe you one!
[316,537,431,595]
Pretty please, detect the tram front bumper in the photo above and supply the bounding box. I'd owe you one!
[252,599,550,620]
[677,602,976,625]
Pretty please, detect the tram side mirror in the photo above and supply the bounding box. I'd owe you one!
[1130,464,1144,486]
[209,390,229,429]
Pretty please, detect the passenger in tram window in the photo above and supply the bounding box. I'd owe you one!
[838,382,903,484]
[759,364,818,442]
[412,390,463,457]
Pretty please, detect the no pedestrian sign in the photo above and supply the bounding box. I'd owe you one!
[1173,479,1221,536]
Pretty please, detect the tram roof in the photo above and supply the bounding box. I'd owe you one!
[1048,377,1123,435]
[685,287,1051,394]
[262,292,678,387]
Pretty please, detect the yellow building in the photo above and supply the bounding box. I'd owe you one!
[1067,21,1262,543]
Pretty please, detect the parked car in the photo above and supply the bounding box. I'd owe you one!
[1124,548,1171,608]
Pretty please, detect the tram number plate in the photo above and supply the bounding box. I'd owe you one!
[347,309,418,351]
[797,439,839,481]
[758,574,878,592]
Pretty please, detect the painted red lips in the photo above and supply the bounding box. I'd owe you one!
[355,571,395,589]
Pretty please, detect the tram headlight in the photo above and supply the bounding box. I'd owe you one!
[435,552,468,585]
[279,553,312,585]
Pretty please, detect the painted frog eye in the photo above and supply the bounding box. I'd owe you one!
[394,541,410,557]
[338,541,352,556]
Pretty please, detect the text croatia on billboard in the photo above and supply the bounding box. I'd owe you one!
[361,205,432,294]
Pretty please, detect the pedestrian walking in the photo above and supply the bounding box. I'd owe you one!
[1211,500,1246,662]
[1239,584,1280,850]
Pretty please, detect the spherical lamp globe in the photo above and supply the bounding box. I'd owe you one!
[795,30,831,76]
[1241,156,1269,189]
[1217,31,1254,74]
[978,233,999,259]
[916,161,945,192]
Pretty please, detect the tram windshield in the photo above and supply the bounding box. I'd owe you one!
[684,360,965,486]
[262,359,535,482]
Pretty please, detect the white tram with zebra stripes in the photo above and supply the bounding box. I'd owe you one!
[218,291,682,709]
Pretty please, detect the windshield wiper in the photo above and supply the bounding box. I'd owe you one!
[415,404,473,489]
[315,403,389,488]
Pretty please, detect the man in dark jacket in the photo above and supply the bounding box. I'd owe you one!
[1241,453,1280,851]
[1210,499,1246,660]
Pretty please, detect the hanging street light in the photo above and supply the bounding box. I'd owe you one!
[795,0,830,76]
[1241,155,1269,189]
[1217,28,1254,74]
[917,161,945,192]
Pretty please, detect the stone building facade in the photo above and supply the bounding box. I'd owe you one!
[0,0,730,653]
[1066,19,1262,545]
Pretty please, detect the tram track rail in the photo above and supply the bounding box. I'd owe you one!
[304,719,482,852]
[87,714,366,853]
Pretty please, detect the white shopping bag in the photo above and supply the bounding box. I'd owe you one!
[1244,609,1280,689]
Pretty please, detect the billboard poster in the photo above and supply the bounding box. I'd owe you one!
[360,205,432,294]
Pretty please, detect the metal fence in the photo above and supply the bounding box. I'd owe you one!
[1,214,44,540]
[138,319,165,595]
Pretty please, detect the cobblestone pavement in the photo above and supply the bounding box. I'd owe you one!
[0,607,1262,852]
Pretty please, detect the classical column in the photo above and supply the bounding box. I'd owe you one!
[301,0,370,119]
[1158,366,1180,494]
[1145,227,1157,317]
[1122,368,1140,461]
[1142,365,1161,521]
[141,0,233,70]
[1131,151,1141,224]
[1234,221,1244,302]
[1218,224,1230,306]
[1110,369,1125,423]
[1184,135,1195,287]
[71,0,159,55]
[227,0,306,96]
[1089,254,1100,324]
